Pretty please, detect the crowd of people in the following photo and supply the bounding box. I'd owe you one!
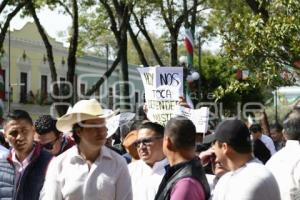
[0,98,299,200]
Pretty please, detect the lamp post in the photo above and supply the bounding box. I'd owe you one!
[179,55,188,97]
[275,87,278,123]
[8,24,11,113]
[198,34,202,69]
[106,44,109,108]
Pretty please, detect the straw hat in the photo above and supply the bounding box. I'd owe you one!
[56,99,114,132]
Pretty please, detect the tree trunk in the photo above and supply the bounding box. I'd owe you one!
[66,0,78,104]
[0,2,26,51]
[119,28,131,111]
[260,110,270,136]
[245,0,269,22]
[26,1,68,116]
[128,24,148,67]
[0,0,9,14]
[132,12,164,66]
[85,50,121,96]
[170,34,178,66]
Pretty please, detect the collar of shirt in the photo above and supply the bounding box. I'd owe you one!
[11,146,35,173]
[152,158,168,171]
[285,140,300,148]
[141,158,168,173]
[69,145,113,164]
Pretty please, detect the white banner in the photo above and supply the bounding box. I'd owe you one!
[138,67,183,126]
[173,105,210,133]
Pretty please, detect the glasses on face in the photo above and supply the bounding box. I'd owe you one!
[134,136,163,148]
[42,137,59,150]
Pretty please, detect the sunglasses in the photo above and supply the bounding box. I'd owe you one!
[134,136,163,148]
[42,137,59,150]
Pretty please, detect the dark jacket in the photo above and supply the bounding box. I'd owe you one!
[253,139,271,164]
[154,157,210,200]
[0,145,53,200]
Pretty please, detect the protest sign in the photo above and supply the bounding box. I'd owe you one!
[173,105,210,133]
[106,112,136,138]
[138,67,183,126]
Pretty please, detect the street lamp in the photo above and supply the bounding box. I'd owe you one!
[8,23,11,113]
[198,34,202,69]
[179,55,200,105]
[106,43,109,108]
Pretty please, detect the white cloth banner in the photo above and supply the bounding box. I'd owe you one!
[137,67,183,126]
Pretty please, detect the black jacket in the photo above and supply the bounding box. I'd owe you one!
[154,157,210,200]
[0,145,52,200]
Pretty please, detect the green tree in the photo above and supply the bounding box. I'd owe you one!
[25,0,79,115]
[208,0,300,98]
[0,1,26,57]
[198,51,272,117]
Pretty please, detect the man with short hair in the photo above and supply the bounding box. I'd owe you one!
[266,108,300,200]
[154,116,210,200]
[0,110,52,200]
[249,123,276,155]
[128,122,168,200]
[269,123,285,151]
[34,115,75,156]
[211,119,280,200]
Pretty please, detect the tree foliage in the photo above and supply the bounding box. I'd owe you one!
[206,0,300,104]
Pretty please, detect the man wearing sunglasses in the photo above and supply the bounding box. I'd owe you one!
[34,115,75,156]
[128,122,168,200]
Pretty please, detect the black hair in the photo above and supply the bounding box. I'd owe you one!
[35,115,60,136]
[130,120,144,132]
[283,108,300,140]
[72,123,81,144]
[249,123,262,133]
[138,121,164,137]
[270,123,283,132]
[4,109,33,125]
[232,143,252,154]
[136,105,148,121]
[165,116,196,150]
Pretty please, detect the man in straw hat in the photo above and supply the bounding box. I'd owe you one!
[40,99,132,200]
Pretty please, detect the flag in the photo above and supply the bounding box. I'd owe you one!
[184,29,194,54]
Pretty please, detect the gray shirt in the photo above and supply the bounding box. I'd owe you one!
[212,158,280,200]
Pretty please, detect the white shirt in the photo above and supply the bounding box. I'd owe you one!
[260,134,276,155]
[212,158,280,200]
[40,146,132,200]
[266,140,300,200]
[206,174,220,199]
[128,158,168,200]
[11,147,35,190]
